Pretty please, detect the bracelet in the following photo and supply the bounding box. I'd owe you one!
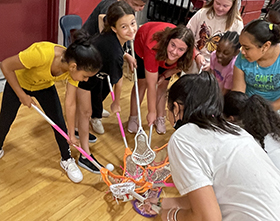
[194,53,201,60]
[161,73,167,79]
[167,208,176,221]
[173,208,181,221]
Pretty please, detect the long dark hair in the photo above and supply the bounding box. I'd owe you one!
[152,25,194,72]
[241,95,280,149]
[168,71,240,134]
[268,0,280,16]
[242,19,280,47]
[103,1,135,33]
[223,91,280,149]
[64,29,102,72]
[223,91,248,119]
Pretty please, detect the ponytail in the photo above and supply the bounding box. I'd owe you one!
[64,29,102,73]
[242,19,280,46]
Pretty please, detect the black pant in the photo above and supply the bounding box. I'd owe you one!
[90,74,110,119]
[79,73,111,119]
[0,83,71,160]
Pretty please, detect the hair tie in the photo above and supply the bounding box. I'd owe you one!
[269,23,273,31]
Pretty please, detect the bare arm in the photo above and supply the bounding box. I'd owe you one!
[158,67,181,85]
[65,82,78,145]
[0,55,35,107]
[145,69,158,126]
[123,53,137,72]
[161,186,222,221]
[271,98,280,111]
[111,76,123,113]
[231,66,246,92]
[222,88,230,95]
[98,14,106,33]
[194,47,207,70]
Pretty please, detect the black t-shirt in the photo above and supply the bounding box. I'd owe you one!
[78,30,124,90]
[82,0,117,36]
[94,31,124,84]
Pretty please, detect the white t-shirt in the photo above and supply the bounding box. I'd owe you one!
[168,123,280,221]
[263,134,280,170]
[187,8,243,62]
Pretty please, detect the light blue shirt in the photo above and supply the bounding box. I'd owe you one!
[235,52,280,101]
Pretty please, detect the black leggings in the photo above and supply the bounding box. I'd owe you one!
[0,83,71,160]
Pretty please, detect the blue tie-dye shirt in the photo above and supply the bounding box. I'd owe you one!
[235,52,280,101]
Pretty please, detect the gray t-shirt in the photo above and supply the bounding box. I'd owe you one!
[82,0,117,36]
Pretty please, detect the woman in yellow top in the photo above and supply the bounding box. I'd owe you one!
[0,31,102,183]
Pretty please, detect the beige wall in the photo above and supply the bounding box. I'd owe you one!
[58,0,67,45]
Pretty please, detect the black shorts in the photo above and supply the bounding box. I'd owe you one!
[135,52,171,80]
[78,73,107,91]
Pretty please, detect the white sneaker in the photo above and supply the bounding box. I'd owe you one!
[127,116,138,133]
[90,118,105,134]
[155,117,166,134]
[0,149,4,159]
[102,109,110,118]
[60,158,83,183]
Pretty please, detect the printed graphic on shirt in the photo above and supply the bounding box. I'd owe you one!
[246,71,280,92]
[214,69,224,82]
[197,22,222,53]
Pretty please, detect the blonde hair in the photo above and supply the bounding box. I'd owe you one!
[204,0,242,30]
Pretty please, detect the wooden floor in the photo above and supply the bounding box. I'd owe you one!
[0,74,180,220]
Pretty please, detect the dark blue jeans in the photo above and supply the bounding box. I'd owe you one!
[0,82,71,160]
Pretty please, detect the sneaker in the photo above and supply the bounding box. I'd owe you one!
[90,118,104,134]
[78,154,104,174]
[60,158,83,183]
[74,129,97,143]
[102,109,110,118]
[127,116,138,133]
[0,149,4,159]
[155,117,166,134]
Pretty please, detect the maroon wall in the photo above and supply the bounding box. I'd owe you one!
[241,0,265,25]
[66,0,102,24]
[0,0,59,61]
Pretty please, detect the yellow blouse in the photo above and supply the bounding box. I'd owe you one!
[16,42,78,91]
